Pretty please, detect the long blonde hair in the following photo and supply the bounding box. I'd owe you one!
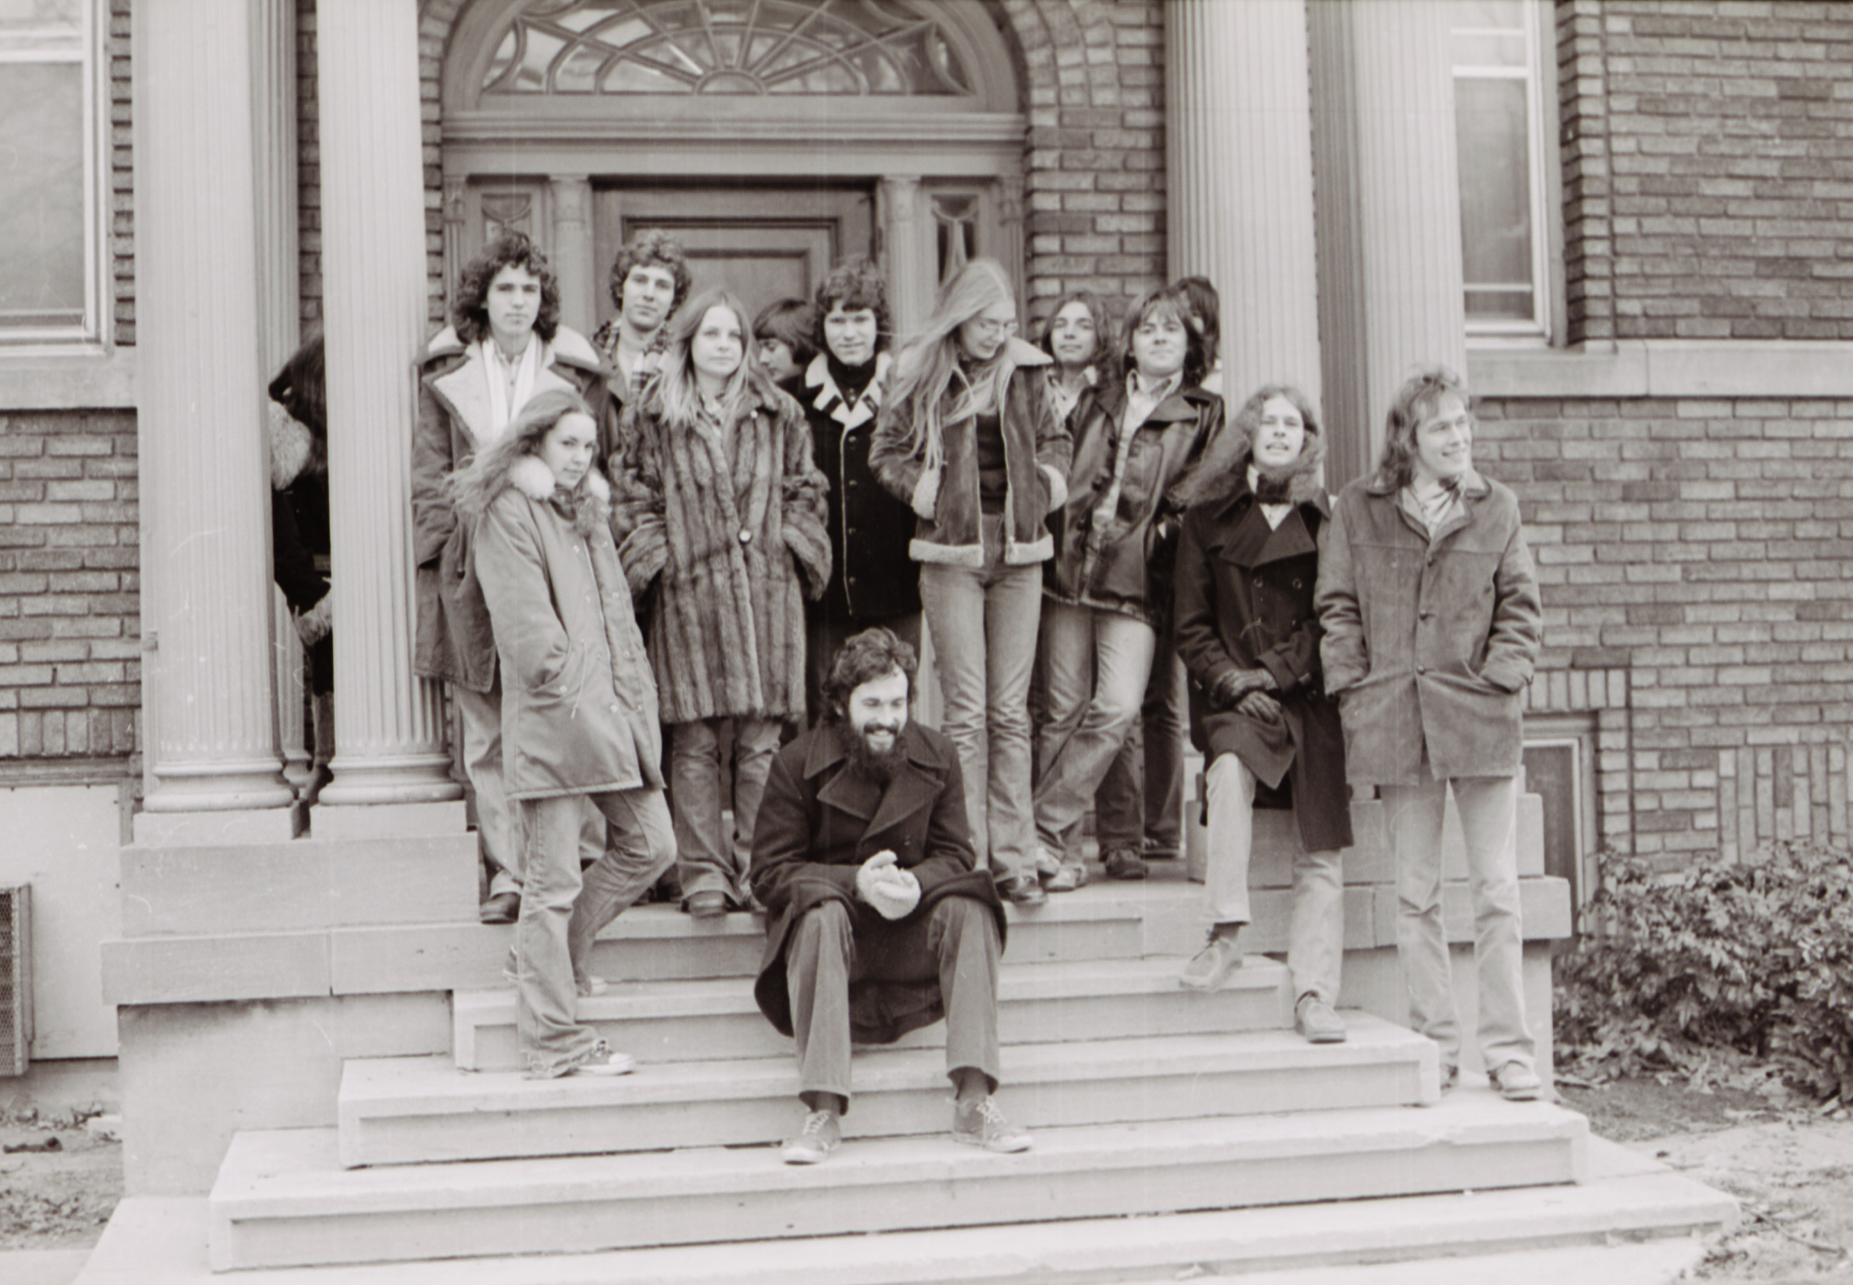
[644,288,779,433]
[884,259,1018,473]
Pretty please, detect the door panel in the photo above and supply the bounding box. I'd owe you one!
[594,186,875,332]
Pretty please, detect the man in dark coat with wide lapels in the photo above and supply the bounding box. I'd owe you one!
[749,628,1029,1165]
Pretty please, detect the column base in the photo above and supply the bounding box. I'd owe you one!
[316,751,465,810]
[133,805,306,847]
[310,799,468,841]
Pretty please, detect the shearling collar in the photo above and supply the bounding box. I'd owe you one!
[1365,465,1491,499]
[267,401,319,491]
[420,324,604,449]
[804,351,891,430]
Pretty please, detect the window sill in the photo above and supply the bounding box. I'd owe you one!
[1470,339,1853,400]
[0,348,137,410]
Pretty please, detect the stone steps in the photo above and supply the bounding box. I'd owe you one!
[210,1085,1590,1272]
[451,953,1294,1070]
[342,1009,1437,1167]
[83,1145,1736,1285]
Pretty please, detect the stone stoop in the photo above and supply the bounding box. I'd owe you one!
[339,1012,1438,1167]
[209,1091,1591,1271]
[79,1144,1737,1285]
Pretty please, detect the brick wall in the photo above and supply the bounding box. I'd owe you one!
[1477,395,1853,861]
[1007,0,1169,324]
[0,412,141,762]
[1568,0,1853,342]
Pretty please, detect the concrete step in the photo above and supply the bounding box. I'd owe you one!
[452,953,1295,1070]
[85,1140,1737,1285]
[343,1010,1438,1167]
[212,1086,1588,1271]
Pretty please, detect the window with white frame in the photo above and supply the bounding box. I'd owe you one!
[1449,0,1554,341]
[0,0,105,348]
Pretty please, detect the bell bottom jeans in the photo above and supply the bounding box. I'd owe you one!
[1380,774,1536,1075]
[514,786,676,1077]
[1203,753,1345,1006]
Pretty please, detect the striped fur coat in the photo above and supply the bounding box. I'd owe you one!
[611,384,831,724]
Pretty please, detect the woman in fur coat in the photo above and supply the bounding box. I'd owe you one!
[1172,385,1353,1045]
[451,388,674,1079]
[611,289,832,918]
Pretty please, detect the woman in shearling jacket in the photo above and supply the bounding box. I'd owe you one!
[1030,284,1223,892]
[1315,366,1545,1101]
[869,259,1072,908]
[1172,384,1351,1042]
[611,288,832,919]
[452,388,673,1080]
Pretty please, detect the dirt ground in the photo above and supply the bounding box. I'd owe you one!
[0,1081,1849,1279]
[1559,1075,1853,1283]
[0,1113,120,1251]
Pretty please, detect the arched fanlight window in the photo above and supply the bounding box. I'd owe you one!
[482,0,975,97]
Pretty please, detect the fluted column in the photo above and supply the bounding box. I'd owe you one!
[133,0,294,827]
[880,175,931,337]
[1166,0,1322,406]
[1310,0,1468,486]
[315,0,463,815]
[550,175,596,337]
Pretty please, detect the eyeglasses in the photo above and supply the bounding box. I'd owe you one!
[967,316,1019,338]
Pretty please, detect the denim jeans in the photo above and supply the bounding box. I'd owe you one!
[785,896,1003,1105]
[1095,646,1187,857]
[1204,753,1345,1006]
[514,787,676,1077]
[457,680,603,899]
[916,517,1042,883]
[1381,775,1535,1075]
[1032,598,1156,861]
[670,715,785,907]
[455,681,518,898]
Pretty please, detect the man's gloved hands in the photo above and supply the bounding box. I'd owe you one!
[855,850,922,920]
[1211,667,1274,710]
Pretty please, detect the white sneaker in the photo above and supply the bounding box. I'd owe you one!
[1178,929,1244,991]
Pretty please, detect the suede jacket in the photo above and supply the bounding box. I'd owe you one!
[411,325,609,692]
[1315,468,1543,786]
[868,337,1071,568]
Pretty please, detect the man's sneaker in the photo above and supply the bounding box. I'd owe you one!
[576,975,609,998]
[998,874,1047,907]
[1294,993,1347,1043]
[1178,928,1244,991]
[780,1109,841,1164]
[1043,860,1087,892]
[1489,1062,1544,1101]
[1103,847,1148,881]
[951,1096,1031,1153]
[1032,844,1063,878]
[525,1039,635,1080]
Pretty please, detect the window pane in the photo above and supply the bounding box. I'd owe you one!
[0,60,85,328]
[1456,76,1534,325]
[0,0,82,32]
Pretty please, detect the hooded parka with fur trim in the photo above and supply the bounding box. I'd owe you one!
[456,454,662,800]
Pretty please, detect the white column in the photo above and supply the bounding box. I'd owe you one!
[550,175,596,337]
[253,0,310,793]
[1166,0,1322,406]
[1311,0,1468,486]
[315,0,464,820]
[132,0,295,831]
[880,175,931,338]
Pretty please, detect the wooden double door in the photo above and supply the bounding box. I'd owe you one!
[594,184,875,334]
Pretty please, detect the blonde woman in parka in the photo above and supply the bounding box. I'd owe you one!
[452,389,674,1080]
